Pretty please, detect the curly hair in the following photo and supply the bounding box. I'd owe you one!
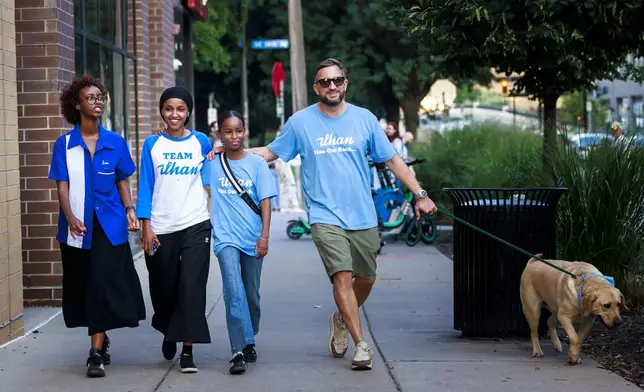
[60,74,109,125]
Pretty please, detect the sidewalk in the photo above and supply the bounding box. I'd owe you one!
[0,213,640,391]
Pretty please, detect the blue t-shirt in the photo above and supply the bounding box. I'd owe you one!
[209,153,277,256]
[267,103,397,230]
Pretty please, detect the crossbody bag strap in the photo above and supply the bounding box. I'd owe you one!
[218,153,262,215]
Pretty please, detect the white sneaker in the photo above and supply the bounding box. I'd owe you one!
[352,341,373,370]
[328,312,349,358]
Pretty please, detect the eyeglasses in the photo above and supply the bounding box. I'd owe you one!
[315,77,346,88]
[83,95,106,105]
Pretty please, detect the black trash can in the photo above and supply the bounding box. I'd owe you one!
[443,187,566,338]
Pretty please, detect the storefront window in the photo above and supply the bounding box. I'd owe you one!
[74,0,137,142]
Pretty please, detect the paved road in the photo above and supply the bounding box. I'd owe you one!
[0,213,640,391]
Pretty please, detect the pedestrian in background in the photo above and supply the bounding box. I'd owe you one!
[49,75,146,378]
[136,86,213,374]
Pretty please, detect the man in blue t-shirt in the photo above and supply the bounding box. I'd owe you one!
[209,58,437,371]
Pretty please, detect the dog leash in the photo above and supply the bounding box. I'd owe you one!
[435,206,578,278]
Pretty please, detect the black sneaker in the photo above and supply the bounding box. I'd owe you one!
[229,353,246,375]
[180,353,198,374]
[242,345,257,363]
[162,339,176,360]
[100,334,111,365]
[86,348,105,378]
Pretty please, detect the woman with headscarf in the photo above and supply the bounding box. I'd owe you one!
[136,87,213,374]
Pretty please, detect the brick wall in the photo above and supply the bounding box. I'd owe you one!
[128,0,152,202]
[148,0,175,133]
[0,0,23,345]
[16,0,75,306]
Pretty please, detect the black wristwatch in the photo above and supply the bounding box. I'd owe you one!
[125,206,135,213]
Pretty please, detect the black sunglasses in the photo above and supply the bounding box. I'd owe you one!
[316,77,346,88]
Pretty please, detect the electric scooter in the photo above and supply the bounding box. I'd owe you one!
[370,158,437,247]
[286,216,311,240]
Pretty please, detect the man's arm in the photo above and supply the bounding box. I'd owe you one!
[385,155,422,194]
[247,146,278,163]
[385,155,437,216]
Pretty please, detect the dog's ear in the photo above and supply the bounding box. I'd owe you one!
[582,293,597,316]
[618,289,629,311]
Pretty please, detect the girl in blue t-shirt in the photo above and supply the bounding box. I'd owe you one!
[209,110,277,375]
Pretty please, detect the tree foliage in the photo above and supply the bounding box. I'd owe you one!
[192,0,490,137]
[193,0,242,73]
[403,0,644,182]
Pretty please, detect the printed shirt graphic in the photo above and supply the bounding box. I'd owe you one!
[136,131,212,235]
[210,153,277,256]
[48,124,136,249]
[267,103,397,230]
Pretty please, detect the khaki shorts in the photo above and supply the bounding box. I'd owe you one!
[311,223,380,282]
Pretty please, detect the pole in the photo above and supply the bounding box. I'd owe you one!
[288,0,307,113]
[513,95,516,131]
[583,90,588,133]
[241,22,249,148]
[279,80,285,127]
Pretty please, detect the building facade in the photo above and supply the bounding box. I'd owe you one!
[0,0,206,344]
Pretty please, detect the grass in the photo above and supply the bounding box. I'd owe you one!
[412,123,644,303]
[551,139,644,298]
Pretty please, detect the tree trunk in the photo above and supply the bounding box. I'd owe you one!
[385,101,400,124]
[288,0,307,113]
[400,97,420,137]
[542,94,559,186]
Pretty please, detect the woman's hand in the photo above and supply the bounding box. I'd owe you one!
[255,236,269,259]
[67,215,87,239]
[127,209,140,232]
[141,224,160,255]
[206,146,225,161]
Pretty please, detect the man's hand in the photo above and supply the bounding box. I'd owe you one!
[414,197,437,220]
[127,209,140,232]
[67,215,87,239]
[255,236,269,259]
[206,146,225,161]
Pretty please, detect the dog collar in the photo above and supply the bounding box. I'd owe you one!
[577,274,615,317]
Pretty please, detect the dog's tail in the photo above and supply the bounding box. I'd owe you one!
[527,253,544,264]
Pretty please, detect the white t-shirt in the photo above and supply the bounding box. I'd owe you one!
[136,131,212,234]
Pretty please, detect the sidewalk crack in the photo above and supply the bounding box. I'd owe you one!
[151,292,223,392]
[362,305,403,392]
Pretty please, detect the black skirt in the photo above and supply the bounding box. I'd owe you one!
[60,213,146,335]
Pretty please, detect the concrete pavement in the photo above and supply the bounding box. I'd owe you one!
[0,212,640,391]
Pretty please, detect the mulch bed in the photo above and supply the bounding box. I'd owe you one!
[435,242,644,389]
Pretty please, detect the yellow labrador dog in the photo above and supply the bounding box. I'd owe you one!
[519,254,625,365]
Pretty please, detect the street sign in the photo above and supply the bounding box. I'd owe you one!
[251,39,289,50]
[272,61,285,98]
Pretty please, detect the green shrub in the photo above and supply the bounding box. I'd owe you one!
[412,123,644,303]
[411,122,542,207]
[552,140,644,297]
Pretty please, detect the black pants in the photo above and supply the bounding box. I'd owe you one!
[60,214,146,336]
[145,219,212,343]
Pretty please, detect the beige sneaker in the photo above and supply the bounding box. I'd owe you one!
[351,341,373,370]
[328,312,349,358]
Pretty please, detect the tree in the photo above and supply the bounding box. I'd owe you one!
[405,0,644,183]
[192,0,241,73]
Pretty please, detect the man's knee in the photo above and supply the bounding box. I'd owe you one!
[332,271,354,288]
[354,276,375,288]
